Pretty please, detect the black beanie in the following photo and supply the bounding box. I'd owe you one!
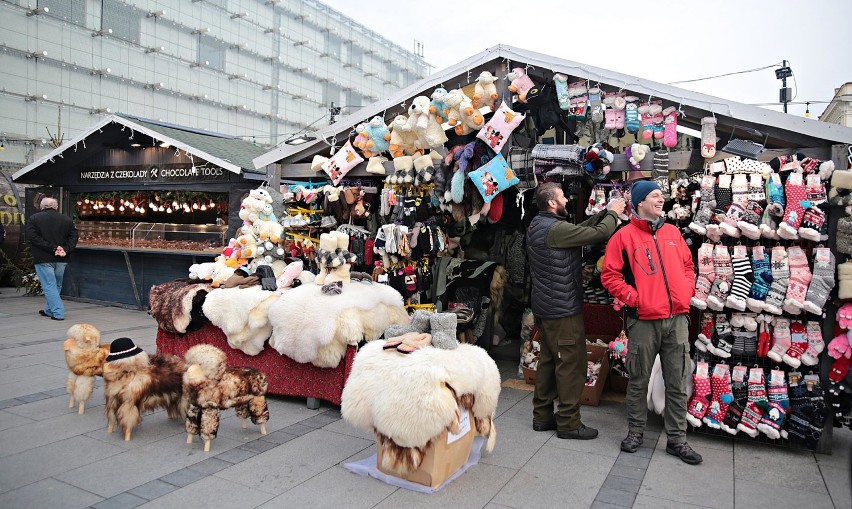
[107,337,143,362]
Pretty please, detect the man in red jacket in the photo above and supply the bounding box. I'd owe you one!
[601,180,702,465]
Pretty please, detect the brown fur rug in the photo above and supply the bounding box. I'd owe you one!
[149,279,212,334]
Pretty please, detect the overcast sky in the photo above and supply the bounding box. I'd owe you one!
[320,0,851,120]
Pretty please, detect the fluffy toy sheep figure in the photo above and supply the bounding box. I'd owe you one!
[429,87,451,123]
[446,89,484,136]
[236,232,260,259]
[188,262,216,281]
[388,115,421,158]
[183,344,269,452]
[359,116,392,158]
[351,122,369,154]
[210,259,238,287]
[473,71,499,111]
[507,67,536,103]
[251,218,283,244]
[63,323,110,415]
[405,95,447,149]
[238,188,272,225]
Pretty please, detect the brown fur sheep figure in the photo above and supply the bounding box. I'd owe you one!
[63,323,110,414]
[182,344,269,452]
[102,337,187,441]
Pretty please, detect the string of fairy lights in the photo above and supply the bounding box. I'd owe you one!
[76,191,229,217]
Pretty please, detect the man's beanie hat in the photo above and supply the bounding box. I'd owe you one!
[630,180,662,209]
[107,337,143,362]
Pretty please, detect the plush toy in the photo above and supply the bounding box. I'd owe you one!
[238,188,273,225]
[608,330,629,361]
[473,71,499,111]
[259,202,276,223]
[188,262,216,281]
[507,67,536,103]
[236,232,259,259]
[584,144,614,176]
[626,143,647,171]
[359,116,391,158]
[210,259,237,288]
[388,115,421,158]
[429,87,451,123]
[351,123,369,154]
[446,89,484,135]
[404,96,447,149]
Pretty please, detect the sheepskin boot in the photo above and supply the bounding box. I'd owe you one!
[384,309,431,338]
[429,312,459,350]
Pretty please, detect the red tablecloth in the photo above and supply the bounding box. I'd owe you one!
[156,322,355,406]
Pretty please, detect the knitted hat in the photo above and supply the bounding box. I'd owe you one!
[630,180,661,209]
[107,337,143,362]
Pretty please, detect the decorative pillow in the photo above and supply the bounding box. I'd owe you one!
[468,154,519,203]
[322,140,364,185]
[476,100,525,153]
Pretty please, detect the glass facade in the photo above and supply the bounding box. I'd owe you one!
[0,0,430,147]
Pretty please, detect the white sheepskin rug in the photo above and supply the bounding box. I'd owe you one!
[267,282,408,368]
[341,340,501,473]
[202,286,279,356]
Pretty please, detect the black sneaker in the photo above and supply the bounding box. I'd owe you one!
[532,420,557,432]
[666,441,703,465]
[38,310,52,318]
[620,430,644,453]
[557,424,599,440]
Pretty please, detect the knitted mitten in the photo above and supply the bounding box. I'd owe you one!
[736,367,768,438]
[756,369,790,439]
[801,321,825,366]
[720,365,749,435]
[782,321,808,368]
[686,363,712,427]
[725,245,753,311]
[767,318,791,363]
[747,246,773,312]
[690,243,716,309]
[695,312,715,352]
[763,246,790,315]
[802,247,835,315]
[782,246,812,315]
[689,175,717,235]
[703,364,733,429]
[706,244,733,311]
[777,172,806,239]
[710,314,734,359]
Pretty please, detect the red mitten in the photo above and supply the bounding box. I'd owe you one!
[827,331,852,359]
[828,356,851,383]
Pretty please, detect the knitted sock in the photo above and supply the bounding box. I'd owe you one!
[589,87,604,123]
[429,312,459,350]
[739,174,767,240]
[798,207,827,242]
[765,173,786,217]
[695,312,715,351]
[710,314,733,359]
[731,320,757,357]
[786,383,814,446]
[756,369,790,439]
[640,103,655,141]
[757,314,772,357]
[715,174,733,212]
[651,104,665,140]
[731,174,750,208]
[737,367,768,437]
[700,116,717,158]
[801,321,825,366]
[652,149,670,199]
[585,187,606,216]
[802,247,835,315]
[720,365,749,435]
[707,244,733,311]
[686,363,712,427]
[763,246,790,315]
[725,246,753,311]
[778,172,807,239]
[625,96,640,134]
[703,364,733,429]
[690,243,716,309]
[783,246,812,314]
[663,106,678,148]
[720,202,744,238]
[767,318,791,363]
[689,175,717,235]
[781,320,808,368]
[747,246,773,312]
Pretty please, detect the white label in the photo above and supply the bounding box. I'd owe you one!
[447,409,471,444]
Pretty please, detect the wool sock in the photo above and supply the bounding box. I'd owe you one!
[695,312,715,352]
[429,312,459,350]
[720,202,744,238]
[736,367,768,437]
[763,246,790,315]
[703,364,733,428]
[765,173,786,217]
[725,246,753,311]
[799,176,828,241]
[768,318,791,363]
[801,321,825,366]
[720,365,749,435]
[731,318,757,357]
[756,369,790,439]
[746,246,772,312]
[700,116,717,158]
[690,243,716,309]
[686,362,712,427]
[707,244,733,311]
[588,87,604,123]
[783,321,808,368]
[553,73,570,110]
[689,175,717,235]
[802,249,835,317]
[710,314,734,359]
[714,174,733,212]
[663,106,678,148]
[783,246,812,314]
[778,172,807,239]
[625,96,640,134]
[652,150,670,199]
[786,383,815,447]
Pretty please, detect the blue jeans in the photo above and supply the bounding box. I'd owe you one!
[35,262,67,319]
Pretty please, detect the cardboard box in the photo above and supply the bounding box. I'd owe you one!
[376,409,474,488]
[581,344,609,406]
[609,370,629,394]
[522,366,537,385]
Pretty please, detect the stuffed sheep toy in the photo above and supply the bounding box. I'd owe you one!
[388,115,420,158]
[446,89,484,136]
[405,95,447,149]
[473,71,499,111]
[188,262,216,281]
[429,87,451,123]
[359,116,391,158]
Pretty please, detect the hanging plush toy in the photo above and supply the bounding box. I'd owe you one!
[359,116,391,158]
[446,89,484,135]
[473,71,499,111]
[429,87,451,123]
[404,96,448,149]
[351,122,369,154]
[506,67,536,103]
[388,115,420,158]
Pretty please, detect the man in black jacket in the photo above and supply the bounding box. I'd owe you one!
[26,197,77,320]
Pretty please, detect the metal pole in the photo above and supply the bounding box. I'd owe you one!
[782,60,788,113]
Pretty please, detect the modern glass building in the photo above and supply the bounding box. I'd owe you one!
[0,0,430,149]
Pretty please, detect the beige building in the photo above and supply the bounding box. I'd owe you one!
[820,82,852,127]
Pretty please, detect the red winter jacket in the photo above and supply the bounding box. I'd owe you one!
[601,215,694,320]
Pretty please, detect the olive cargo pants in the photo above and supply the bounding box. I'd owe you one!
[532,314,586,432]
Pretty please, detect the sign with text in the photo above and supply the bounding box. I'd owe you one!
[78,165,230,183]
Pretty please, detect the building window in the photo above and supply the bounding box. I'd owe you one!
[39,0,85,23]
[348,45,363,68]
[324,33,341,59]
[102,0,140,43]
[323,82,341,107]
[199,35,226,71]
[346,90,363,109]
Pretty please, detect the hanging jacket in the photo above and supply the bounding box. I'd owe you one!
[601,214,694,320]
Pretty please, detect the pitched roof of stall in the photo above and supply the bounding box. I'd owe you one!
[253,44,852,168]
[14,114,269,182]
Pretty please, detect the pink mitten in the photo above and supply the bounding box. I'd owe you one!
[836,303,852,329]
[827,331,852,359]
[662,106,678,148]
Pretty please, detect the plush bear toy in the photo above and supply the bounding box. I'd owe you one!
[238,189,273,225]
[473,71,499,111]
[429,87,451,123]
[359,116,391,158]
[388,115,421,158]
[405,96,447,149]
[251,219,283,244]
[446,89,484,136]
[507,67,536,103]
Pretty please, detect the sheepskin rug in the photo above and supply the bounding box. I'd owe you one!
[267,282,408,368]
[341,339,501,469]
[202,286,279,356]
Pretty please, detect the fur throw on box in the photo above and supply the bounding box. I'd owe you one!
[149,279,212,334]
[341,340,500,473]
[267,282,408,368]
[202,286,279,356]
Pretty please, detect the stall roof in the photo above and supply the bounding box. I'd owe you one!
[13,114,269,182]
[253,44,852,169]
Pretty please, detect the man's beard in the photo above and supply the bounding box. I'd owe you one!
[555,204,568,217]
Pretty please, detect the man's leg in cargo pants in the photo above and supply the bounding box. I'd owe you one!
[532,315,585,431]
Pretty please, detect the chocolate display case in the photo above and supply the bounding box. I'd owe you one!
[77,221,227,252]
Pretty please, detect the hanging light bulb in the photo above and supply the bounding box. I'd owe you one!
[200,204,207,211]
[192,202,199,210]
[84,198,90,204]
[166,207,173,213]
[209,199,215,207]
[107,203,115,211]
[76,200,82,206]
[158,205,165,212]
[119,205,125,212]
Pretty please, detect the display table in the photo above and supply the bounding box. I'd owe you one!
[156,322,355,407]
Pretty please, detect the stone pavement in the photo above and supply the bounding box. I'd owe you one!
[0,288,850,509]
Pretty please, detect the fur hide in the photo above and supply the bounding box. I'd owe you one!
[268,282,408,368]
[183,344,269,447]
[102,351,187,440]
[63,323,110,414]
[341,340,501,472]
[202,286,279,355]
[149,280,212,334]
